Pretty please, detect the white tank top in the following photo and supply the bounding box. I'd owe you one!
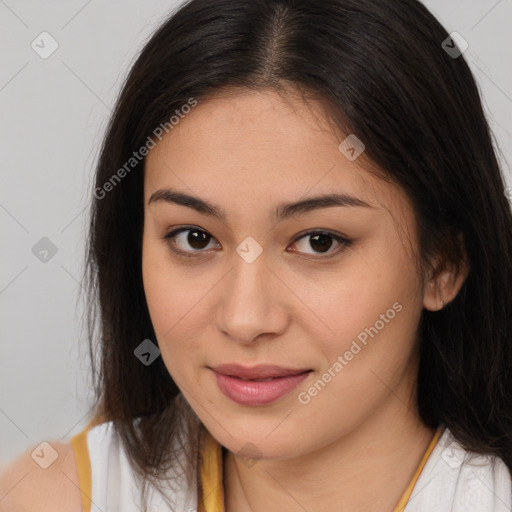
[71,417,200,512]
[70,415,512,512]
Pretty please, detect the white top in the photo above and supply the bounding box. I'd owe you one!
[405,430,512,511]
[85,419,198,512]
[81,420,512,511]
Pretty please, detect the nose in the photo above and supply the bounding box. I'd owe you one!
[215,254,289,345]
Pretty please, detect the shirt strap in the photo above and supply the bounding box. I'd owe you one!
[197,426,225,512]
[69,415,106,512]
[393,427,444,512]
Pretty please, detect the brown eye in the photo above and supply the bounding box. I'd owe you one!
[290,231,352,258]
[185,229,211,249]
[308,233,333,253]
[164,227,219,257]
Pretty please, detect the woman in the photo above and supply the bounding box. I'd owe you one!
[1,0,511,510]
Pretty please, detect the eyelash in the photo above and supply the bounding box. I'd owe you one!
[162,226,352,260]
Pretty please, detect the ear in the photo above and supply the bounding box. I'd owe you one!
[423,234,470,311]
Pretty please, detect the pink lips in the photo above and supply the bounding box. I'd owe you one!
[210,364,312,406]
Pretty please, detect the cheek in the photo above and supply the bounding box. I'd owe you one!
[142,240,196,365]
[142,237,219,384]
[305,243,419,345]
[294,278,421,449]
[302,242,423,409]
[142,241,174,334]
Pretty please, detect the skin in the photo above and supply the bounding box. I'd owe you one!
[142,86,467,512]
[0,441,82,511]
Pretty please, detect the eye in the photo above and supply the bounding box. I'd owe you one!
[288,230,352,259]
[163,226,219,258]
[163,227,352,259]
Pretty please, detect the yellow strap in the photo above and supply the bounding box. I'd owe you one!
[198,427,224,512]
[392,427,443,512]
[69,416,105,512]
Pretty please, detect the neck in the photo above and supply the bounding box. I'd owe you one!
[223,387,437,512]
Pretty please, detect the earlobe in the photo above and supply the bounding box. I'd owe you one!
[422,232,470,312]
[422,274,448,311]
[422,262,469,311]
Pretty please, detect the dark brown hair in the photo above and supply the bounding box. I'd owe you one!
[82,0,512,507]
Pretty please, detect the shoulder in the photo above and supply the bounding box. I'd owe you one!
[436,427,512,478]
[0,440,82,512]
[411,426,512,511]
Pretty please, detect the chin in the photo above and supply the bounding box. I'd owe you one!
[208,422,308,461]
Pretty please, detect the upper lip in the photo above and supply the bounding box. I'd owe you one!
[210,364,311,379]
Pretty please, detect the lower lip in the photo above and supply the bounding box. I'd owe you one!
[212,370,311,406]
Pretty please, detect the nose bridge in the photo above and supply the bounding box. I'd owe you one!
[227,248,271,315]
[229,233,270,299]
[216,245,285,343]
[236,248,268,294]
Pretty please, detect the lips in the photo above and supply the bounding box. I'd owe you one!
[210,363,311,380]
[209,364,313,406]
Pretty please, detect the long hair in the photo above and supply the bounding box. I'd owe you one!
[82,0,512,506]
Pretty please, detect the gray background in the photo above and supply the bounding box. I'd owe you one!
[1,0,511,467]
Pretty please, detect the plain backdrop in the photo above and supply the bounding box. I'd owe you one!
[1,0,511,467]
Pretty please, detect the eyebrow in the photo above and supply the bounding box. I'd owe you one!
[148,188,374,223]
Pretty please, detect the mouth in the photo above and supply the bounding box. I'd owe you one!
[209,364,313,406]
[210,363,312,379]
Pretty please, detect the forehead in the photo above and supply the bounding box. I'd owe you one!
[146,88,342,167]
[143,88,409,220]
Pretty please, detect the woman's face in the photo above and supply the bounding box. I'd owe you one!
[142,87,429,459]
